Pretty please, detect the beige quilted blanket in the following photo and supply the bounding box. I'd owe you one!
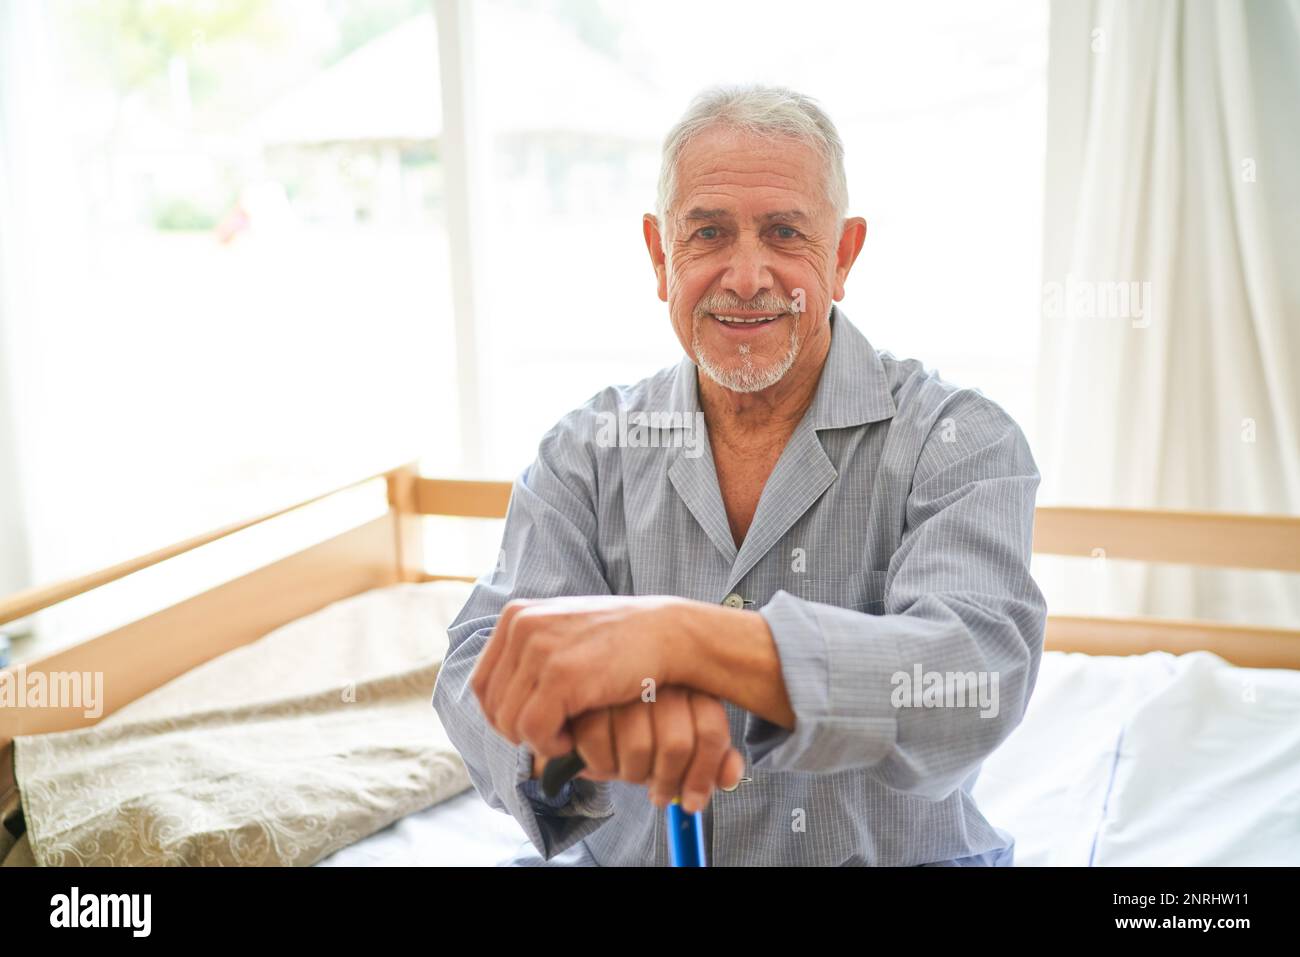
[10,581,476,866]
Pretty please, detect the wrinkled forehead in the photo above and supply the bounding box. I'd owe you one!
[673,126,832,222]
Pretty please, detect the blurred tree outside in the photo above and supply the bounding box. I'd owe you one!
[52,0,432,231]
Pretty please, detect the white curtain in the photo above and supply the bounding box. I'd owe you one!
[1037,0,1300,625]
[0,0,36,600]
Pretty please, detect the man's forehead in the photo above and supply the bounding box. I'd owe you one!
[673,128,829,221]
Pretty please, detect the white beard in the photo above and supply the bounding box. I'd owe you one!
[692,314,803,393]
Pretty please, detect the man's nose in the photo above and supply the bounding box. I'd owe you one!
[720,236,775,304]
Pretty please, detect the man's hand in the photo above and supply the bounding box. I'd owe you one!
[531,687,744,814]
[473,595,688,758]
[475,593,795,765]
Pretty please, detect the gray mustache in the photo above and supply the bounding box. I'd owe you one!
[694,296,797,317]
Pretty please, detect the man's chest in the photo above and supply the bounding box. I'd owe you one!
[603,425,906,605]
[712,445,783,548]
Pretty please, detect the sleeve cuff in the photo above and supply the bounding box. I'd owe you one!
[521,776,575,809]
[475,717,615,860]
[515,747,616,819]
[747,589,899,774]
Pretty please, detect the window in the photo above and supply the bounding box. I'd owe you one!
[0,0,453,651]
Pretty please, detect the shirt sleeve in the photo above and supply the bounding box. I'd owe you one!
[743,395,1048,801]
[431,413,617,861]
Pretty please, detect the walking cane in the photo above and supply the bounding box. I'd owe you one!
[542,751,708,867]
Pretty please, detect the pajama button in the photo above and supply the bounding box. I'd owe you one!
[722,593,745,609]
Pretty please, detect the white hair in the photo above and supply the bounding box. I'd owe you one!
[654,84,849,238]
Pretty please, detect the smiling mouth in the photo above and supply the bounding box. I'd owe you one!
[710,313,782,326]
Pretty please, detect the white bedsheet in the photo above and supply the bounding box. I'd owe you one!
[974,650,1300,865]
[315,582,1300,866]
[316,789,529,867]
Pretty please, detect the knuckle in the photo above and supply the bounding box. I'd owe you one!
[584,752,616,777]
[621,746,652,776]
[516,710,546,745]
[698,697,728,720]
[573,729,612,771]
[684,770,713,792]
[534,662,571,702]
[695,725,729,751]
[660,734,693,762]
[507,605,535,632]
[518,640,545,673]
[587,756,617,778]
[541,645,574,677]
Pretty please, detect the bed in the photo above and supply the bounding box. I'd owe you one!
[2,463,1298,866]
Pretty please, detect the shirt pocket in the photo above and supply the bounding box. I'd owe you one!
[796,569,888,614]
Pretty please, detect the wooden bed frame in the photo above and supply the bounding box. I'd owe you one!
[2,460,1298,807]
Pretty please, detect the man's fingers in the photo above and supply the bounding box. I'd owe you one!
[493,662,538,745]
[471,600,526,704]
[648,688,694,808]
[718,747,745,790]
[678,689,732,813]
[573,708,617,781]
[515,687,575,757]
[611,698,654,784]
[496,628,561,744]
[558,691,742,803]
[479,606,527,727]
[484,605,548,737]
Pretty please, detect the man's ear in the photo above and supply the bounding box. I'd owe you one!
[832,216,867,301]
[643,213,669,302]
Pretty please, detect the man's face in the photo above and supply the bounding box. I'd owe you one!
[644,126,861,395]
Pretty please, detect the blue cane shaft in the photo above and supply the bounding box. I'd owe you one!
[666,798,707,867]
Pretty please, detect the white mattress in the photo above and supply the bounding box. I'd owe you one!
[975,649,1300,865]
[319,644,1300,866]
[316,788,530,867]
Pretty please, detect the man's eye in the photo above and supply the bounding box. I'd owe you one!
[773,226,801,240]
[694,227,720,240]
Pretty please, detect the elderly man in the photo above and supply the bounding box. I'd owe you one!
[432,85,1046,866]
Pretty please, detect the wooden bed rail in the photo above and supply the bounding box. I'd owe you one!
[413,477,513,520]
[0,463,424,629]
[1044,615,1298,670]
[1031,507,1300,572]
[1030,505,1300,669]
